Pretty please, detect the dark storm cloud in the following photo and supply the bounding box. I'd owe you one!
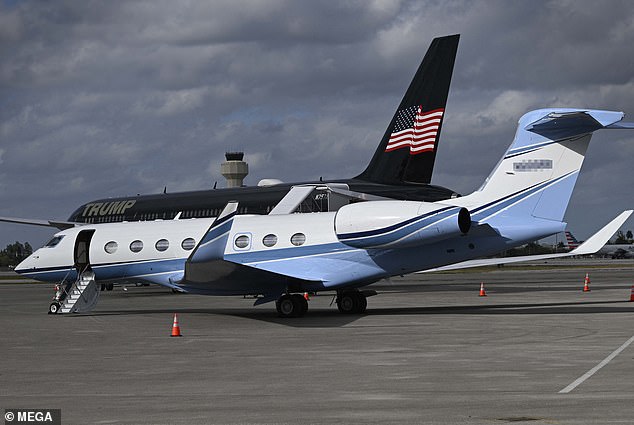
[1,0,634,248]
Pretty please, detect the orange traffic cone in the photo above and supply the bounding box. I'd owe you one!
[479,282,487,297]
[582,273,591,292]
[629,285,634,302]
[171,313,182,337]
[303,292,310,301]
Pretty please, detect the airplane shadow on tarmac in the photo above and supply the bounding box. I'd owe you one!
[78,299,632,328]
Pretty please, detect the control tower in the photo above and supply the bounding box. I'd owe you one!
[221,152,248,188]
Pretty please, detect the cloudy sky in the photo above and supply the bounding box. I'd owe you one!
[1,0,634,249]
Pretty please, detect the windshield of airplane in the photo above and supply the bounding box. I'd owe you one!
[45,236,64,248]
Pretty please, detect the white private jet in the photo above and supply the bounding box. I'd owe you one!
[16,108,634,316]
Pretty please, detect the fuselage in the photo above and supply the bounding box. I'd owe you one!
[17,197,560,296]
[67,179,459,224]
[16,219,214,285]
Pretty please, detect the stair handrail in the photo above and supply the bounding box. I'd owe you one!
[60,265,92,309]
[57,267,78,304]
[75,265,97,306]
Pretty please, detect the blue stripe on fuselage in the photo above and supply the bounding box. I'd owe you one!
[20,258,187,283]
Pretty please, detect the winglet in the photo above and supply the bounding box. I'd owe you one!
[213,201,239,225]
[187,201,238,264]
[569,210,633,255]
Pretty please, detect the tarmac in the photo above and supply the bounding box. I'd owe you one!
[1,260,633,424]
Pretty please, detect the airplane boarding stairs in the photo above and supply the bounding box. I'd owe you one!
[49,269,100,314]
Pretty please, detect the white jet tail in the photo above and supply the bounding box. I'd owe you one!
[450,109,634,242]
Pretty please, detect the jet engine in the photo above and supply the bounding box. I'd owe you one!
[335,201,470,249]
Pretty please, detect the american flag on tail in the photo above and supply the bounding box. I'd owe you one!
[385,106,444,154]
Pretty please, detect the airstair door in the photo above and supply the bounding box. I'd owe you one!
[50,229,99,314]
[74,229,95,271]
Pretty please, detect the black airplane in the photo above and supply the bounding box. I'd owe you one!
[2,35,461,229]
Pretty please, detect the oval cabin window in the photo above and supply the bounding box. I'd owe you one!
[181,238,196,251]
[104,241,118,254]
[155,239,169,252]
[234,235,250,249]
[130,240,144,253]
[262,234,278,247]
[290,233,306,246]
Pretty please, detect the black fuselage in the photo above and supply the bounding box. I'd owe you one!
[68,179,459,223]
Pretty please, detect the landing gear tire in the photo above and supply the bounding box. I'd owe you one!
[292,293,308,316]
[357,294,368,314]
[106,283,114,291]
[100,284,106,291]
[337,291,367,314]
[48,302,60,315]
[276,294,308,318]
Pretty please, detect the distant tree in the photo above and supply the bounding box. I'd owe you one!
[502,241,554,256]
[0,242,33,267]
[614,230,628,244]
[627,230,633,241]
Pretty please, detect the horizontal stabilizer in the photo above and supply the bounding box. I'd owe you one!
[420,210,632,272]
[525,110,625,140]
[607,121,634,129]
[0,216,81,230]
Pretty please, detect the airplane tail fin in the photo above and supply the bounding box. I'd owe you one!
[355,34,459,185]
[462,109,634,236]
[564,231,580,249]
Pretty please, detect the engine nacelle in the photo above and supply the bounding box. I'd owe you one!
[335,201,470,249]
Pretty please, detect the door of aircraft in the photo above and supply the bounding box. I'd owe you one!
[74,229,95,271]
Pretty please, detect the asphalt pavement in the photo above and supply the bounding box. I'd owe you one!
[1,262,633,424]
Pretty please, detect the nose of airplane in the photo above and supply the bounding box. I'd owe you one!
[14,260,27,274]
[14,254,36,275]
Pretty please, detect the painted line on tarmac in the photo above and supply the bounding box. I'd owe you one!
[559,334,634,393]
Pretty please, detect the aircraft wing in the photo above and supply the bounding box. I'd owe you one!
[0,216,81,230]
[420,210,632,272]
[268,186,316,215]
[268,184,390,215]
[327,187,390,202]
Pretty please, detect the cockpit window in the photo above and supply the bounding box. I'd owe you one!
[45,236,64,248]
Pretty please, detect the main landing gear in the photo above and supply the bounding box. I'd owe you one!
[336,290,367,314]
[100,283,114,291]
[275,294,308,318]
[274,289,372,318]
